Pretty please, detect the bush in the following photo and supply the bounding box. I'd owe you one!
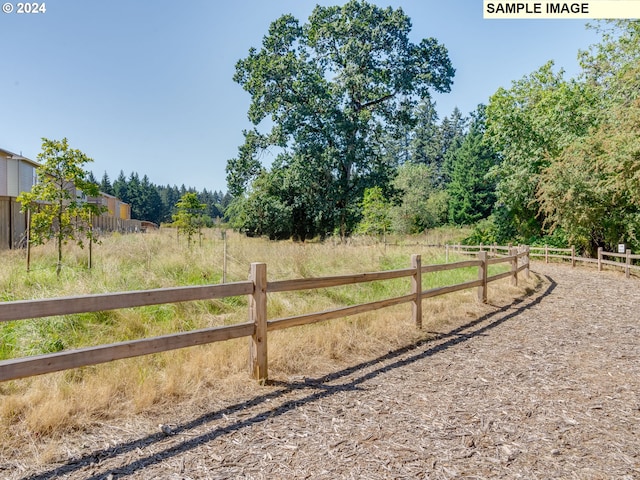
[463,217,499,245]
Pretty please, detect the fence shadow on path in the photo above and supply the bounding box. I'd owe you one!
[20,273,557,480]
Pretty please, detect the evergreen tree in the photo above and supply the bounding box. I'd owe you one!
[447,105,499,225]
[159,185,181,223]
[410,99,441,169]
[86,170,98,185]
[88,168,229,226]
[220,192,234,219]
[113,170,128,203]
[439,107,468,185]
[126,172,142,219]
[136,175,163,224]
[100,171,114,195]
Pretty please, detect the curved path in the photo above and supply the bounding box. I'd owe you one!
[8,264,640,479]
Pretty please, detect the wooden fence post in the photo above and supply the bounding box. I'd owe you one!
[545,244,549,264]
[525,246,530,279]
[26,208,31,273]
[477,251,487,304]
[626,249,631,279]
[249,262,268,382]
[510,248,518,286]
[445,244,449,263]
[571,245,576,268]
[598,247,603,272]
[411,254,422,329]
[222,230,228,284]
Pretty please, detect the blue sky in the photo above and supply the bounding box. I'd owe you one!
[0,1,602,193]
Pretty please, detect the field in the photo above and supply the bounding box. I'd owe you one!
[0,227,536,454]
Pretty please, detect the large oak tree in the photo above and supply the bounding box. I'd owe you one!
[226,0,454,240]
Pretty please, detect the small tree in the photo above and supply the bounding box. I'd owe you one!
[356,187,391,237]
[17,138,106,276]
[173,192,206,246]
[390,163,447,234]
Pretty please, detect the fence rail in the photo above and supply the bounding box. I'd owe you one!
[0,248,530,384]
[451,243,639,278]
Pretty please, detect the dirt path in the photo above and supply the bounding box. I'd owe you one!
[5,263,640,479]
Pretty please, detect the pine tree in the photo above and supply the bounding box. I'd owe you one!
[100,171,114,195]
[410,99,440,168]
[447,105,499,225]
[113,170,128,203]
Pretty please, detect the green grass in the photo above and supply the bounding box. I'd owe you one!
[0,227,531,446]
[0,230,506,360]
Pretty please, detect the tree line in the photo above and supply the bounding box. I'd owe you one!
[41,4,633,259]
[484,20,640,255]
[224,1,499,241]
[91,170,232,226]
[225,2,639,255]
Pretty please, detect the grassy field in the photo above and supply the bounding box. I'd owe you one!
[0,227,537,451]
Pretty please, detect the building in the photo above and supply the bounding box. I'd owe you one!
[0,148,38,249]
[86,191,141,233]
[0,147,141,250]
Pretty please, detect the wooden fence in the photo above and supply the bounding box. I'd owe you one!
[0,249,529,384]
[92,215,142,234]
[450,244,639,278]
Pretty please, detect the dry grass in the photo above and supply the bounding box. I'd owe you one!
[0,228,537,453]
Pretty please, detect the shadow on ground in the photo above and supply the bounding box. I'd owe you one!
[20,273,556,480]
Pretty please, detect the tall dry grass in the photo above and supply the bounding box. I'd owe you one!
[0,228,538,452]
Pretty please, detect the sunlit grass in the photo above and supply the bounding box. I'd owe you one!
[0,228,537,447]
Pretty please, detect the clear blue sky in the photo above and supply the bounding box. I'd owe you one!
[0,1,601,193]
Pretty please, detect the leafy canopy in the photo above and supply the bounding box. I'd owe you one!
[227,0,454,239]
[485,61,598,240]
[538,22,640,254]
[484,20,640,253]
[389,162,448,234]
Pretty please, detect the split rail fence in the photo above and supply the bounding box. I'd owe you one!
[0,248,529,384]
[449,244,640,278]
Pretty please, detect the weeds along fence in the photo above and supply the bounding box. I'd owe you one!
[450,244,640,279]
[0,249,530,384]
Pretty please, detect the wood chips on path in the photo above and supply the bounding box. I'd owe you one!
[3,263,639,479]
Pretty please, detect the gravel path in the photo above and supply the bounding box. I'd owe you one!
[6,263,640,480]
